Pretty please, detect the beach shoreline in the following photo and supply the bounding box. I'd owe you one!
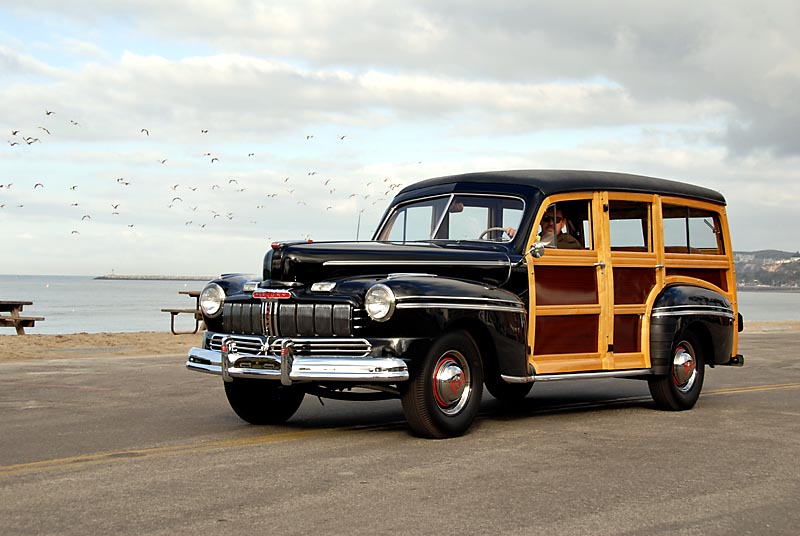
[1,321,798,363]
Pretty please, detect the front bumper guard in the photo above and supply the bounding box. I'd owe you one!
[186,338,409,384]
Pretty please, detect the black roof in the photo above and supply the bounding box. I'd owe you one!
[399,170,725,205]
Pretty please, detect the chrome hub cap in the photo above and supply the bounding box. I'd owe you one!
[432,351,471,415]
[672,343,697,393]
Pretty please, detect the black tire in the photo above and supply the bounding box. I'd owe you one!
[224,379,305,425]
[648,332,705,411]
[485,375,533,402]
[401,330,484,439]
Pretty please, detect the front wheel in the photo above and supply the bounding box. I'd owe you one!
[401,330,484,438]
[648,332,705,411]
[224,379,305,425]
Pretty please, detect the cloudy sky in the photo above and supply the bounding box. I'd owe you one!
[1,1,798,276]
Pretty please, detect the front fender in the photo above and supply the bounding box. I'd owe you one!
[373,276,529,378]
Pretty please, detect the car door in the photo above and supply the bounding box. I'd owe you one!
[604,193,661,370]
[526,193,610,374]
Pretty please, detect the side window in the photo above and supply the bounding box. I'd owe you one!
[663,203,724,254]
[609,201,651,252]
[537,200,592,250]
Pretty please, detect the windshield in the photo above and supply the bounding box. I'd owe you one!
[376,194,525,242]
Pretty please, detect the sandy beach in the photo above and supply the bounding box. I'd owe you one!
[0,331,203,362]
[1,321,797,363]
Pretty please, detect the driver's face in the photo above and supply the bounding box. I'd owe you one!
[541,210,565,234]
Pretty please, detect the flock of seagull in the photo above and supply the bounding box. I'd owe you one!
[3,109,408,239]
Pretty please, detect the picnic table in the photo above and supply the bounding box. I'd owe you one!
[0,300,45,335]
[161,290,204,335]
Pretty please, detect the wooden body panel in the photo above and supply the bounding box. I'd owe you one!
[526,191,738,375]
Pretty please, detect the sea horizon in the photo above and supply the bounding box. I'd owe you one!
[2,274,800,334]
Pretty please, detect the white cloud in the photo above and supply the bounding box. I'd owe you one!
[1,0,799,275]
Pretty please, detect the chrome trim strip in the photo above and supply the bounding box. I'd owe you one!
[322,260,510,267]
[396,303,524,312]
[186,347,409,382]
[651,307,734,319]
[500,374,535,383]
[533,370,652,382]
[397,295,523,306]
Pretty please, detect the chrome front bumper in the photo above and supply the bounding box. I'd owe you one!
[186,345,409,384]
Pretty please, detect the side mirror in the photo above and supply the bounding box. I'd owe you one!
[530,241,547,258]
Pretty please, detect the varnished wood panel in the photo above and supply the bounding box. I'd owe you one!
[613,314,641,353]
[613,268,656,305]
[535,266,598,306]
[665,268,727,291]
[534,315,599,354]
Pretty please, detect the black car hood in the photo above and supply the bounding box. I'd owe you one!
[275,240,514,286]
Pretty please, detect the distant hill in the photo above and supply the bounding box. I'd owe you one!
[735,250,800,288]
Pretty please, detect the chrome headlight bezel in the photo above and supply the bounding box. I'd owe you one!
[199,283,225,318]
[364,283,396,322]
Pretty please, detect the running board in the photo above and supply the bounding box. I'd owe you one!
[501,369,652,384]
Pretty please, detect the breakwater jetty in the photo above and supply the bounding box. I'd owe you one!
[94,274,214,281]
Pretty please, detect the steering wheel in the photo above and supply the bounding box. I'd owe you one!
[478,227,511,240]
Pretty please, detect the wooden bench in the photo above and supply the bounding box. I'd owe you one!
[161,308,203,335]
[162,290,204,334]
[0,301,45,335]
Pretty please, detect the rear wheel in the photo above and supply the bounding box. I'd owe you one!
[648,332,705,411]
[401,330,484,438]
[224,379,305,424]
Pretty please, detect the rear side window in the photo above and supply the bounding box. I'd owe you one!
[662,204,724,254]
[609,201,651,252]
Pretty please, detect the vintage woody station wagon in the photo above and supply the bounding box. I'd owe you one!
[187,170,744,438]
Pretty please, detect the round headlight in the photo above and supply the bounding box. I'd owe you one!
[199,283,225,317]
[365,283,395,322]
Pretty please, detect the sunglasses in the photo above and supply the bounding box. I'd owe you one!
[541,215,563,223]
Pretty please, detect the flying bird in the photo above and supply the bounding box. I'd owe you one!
[11,130,19,136]
[248,153,255,157]
[306,135,314,139]
[38,127,50,135]
[172,197,182,202]
[141,128,149,136]
[45,110,55,115]
[71,230,79,234]
[228,178,238,184]
[201,129,208,133]
[211,157,219,163]
[211,184,220,190]
[160,158,168,164]
[69,120,79,126]
[81,214,91,220]
[34,183,44,189]
[170,184,179,191]
[70,185,78,190]
[8,141,20,146]
[338,135,346,140]
[111,203,120,209]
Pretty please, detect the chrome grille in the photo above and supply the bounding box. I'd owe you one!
[222,302,277,335]
[209,333,267,355]
[277,303,353,337]
[208,333,371,357]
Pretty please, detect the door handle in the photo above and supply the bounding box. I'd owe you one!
[593,261,606,268]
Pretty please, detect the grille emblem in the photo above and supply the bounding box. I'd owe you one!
[253,289,292,299]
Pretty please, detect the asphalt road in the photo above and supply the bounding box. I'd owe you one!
[1,332,798,535]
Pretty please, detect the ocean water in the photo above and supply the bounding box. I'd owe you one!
[0,275,213,334]
[0,275,797,334]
